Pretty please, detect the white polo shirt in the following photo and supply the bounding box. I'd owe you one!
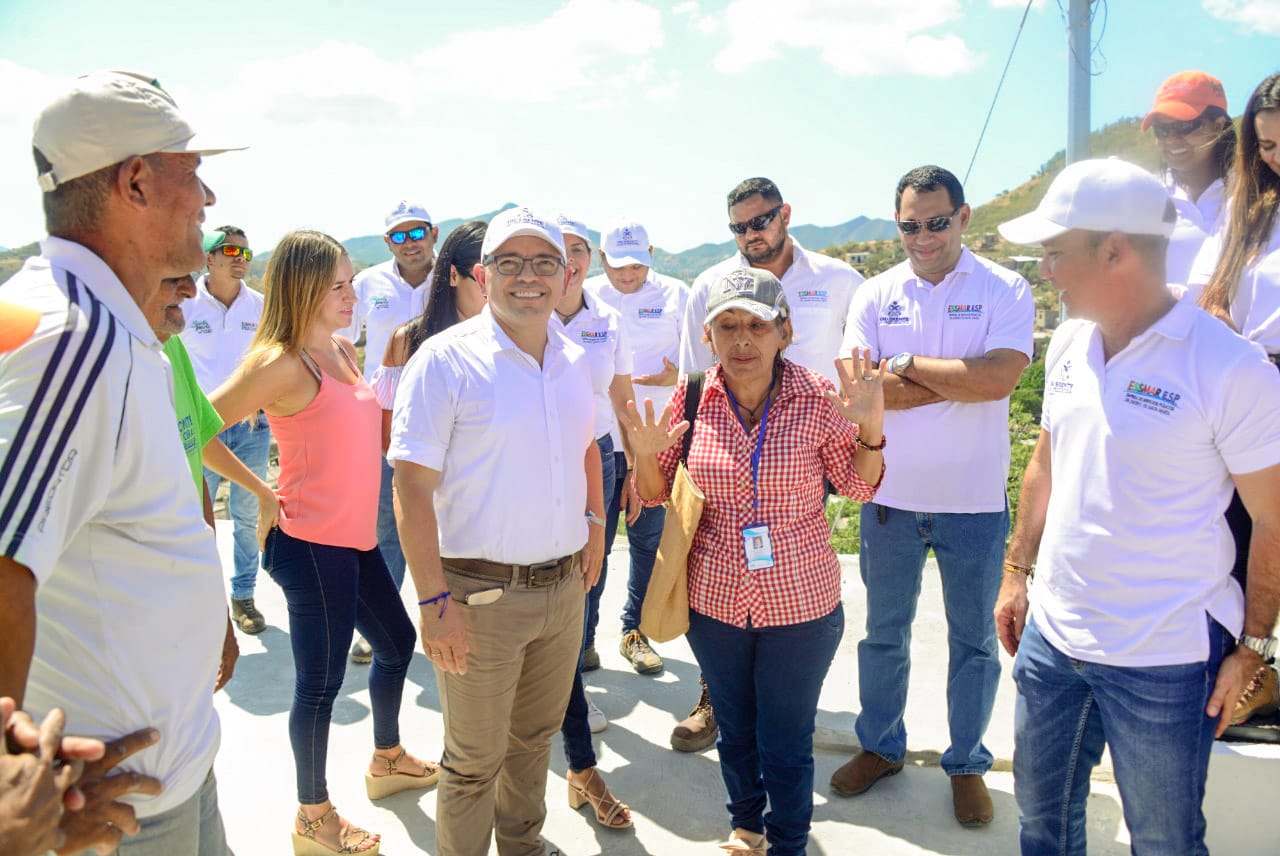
[339,259,431,381]
[0,237,226,818]
[388,307,595,564]
[842,247,1034,512]
[1033,300,1280,667]
[679,239,864,385]
[1186,217,1280,355]
[1164,176,1226,289]
[179,274,264,393]
[584,270,688,444]
[552,292,632,439]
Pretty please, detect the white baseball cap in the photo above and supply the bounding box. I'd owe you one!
[385,201,433,231]
[998,157,1177,246]
[556,214,590,244]
[33,70,243,192]
[481,206,566,261]
[600,219,652,267]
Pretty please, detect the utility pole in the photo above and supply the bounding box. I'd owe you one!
[1066,0,1093,165]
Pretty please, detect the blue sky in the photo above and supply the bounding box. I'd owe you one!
[1,0,1277,253]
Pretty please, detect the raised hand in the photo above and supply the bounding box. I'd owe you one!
[827,348,887,433]
[622,398,688,458]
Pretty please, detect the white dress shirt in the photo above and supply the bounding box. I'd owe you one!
[339,259,431,382]
[552,291,633,439]
[179,274,264,393]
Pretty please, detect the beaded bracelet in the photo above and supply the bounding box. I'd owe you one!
[418,590,452,619]
[855,433,887,452]
[1003,561,1033,578]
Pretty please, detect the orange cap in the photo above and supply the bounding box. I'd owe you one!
[0,301,41,353]
[1143,71,1228,130]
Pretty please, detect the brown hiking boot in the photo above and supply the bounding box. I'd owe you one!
[951,774,994,826]
[671,678,717,752]
[619,629,663,674]
[1232,665,1280,725]
[829,750,904,796]
[230,597,266,634]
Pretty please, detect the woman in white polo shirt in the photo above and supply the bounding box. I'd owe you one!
[1197,71,1280,723]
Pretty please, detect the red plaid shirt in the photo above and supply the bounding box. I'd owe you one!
[642,361,882,628]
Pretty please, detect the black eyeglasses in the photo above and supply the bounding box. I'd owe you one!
[728,204,784,236]
[388,226,430,244]
[896,209,961,236]
[484,254,564,277]
[1152,117,1206,139]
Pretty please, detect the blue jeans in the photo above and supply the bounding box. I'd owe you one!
[855,502,1007,775]
[687,606,844,856]
[376,457,406,590]
[1013,617,1232,856]
[262,527,416,804]
[203,413,271,601]
[618,463,665,633]
[582,439,617,650]
[561,438,616,771]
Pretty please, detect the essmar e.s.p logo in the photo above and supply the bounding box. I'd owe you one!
[638,308,664,319]
[947,303,983,320]
[1123,379,1181,416]
[192,320,212,334]
[797,289,828,304]
[580,330,610,344]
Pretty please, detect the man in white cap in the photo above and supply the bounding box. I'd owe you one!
[0,70,240,854]
[995,158,1280,854]
[390,205,605,855]
[583,218,688,677]
[341,200,438,663]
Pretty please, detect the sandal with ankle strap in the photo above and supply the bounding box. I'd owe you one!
[365,747,441,800]
[292,806,380,855]
[718,827,769,854]
[567,768,633,829]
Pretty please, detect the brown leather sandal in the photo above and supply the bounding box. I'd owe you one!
[718,827,770,854]
[365,746,440,799]
[567,768,633,829]
[292,806,380,855]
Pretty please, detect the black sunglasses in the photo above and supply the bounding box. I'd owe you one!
[1152,117,1206,139]
[728,204,784,236]
[896,208,961,236]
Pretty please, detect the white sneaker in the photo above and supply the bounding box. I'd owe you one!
[586,697,608,733]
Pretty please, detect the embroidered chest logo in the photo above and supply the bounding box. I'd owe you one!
[371,296,390,310]
[947,303,983,320]
[192,320,212,334]
[1123,379,1181,416]
[1047,360,1074,394]
[797,289,828,304]
[879,300,910,326]
[638,308,664,319]
[240,321,257,332]
[580,330,610,344]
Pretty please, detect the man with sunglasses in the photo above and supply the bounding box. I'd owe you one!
[830,165,1033,828]
[339,201,438,663]
[181,224,272,636]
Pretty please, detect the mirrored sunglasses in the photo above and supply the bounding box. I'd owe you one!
[896,209,961,236]
[217,244,253,261]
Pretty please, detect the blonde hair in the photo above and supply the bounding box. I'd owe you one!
[244,229,347,365]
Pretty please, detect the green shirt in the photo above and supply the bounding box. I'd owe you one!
[164,336,223,500]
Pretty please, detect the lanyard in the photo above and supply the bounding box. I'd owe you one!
[724,365,777,525]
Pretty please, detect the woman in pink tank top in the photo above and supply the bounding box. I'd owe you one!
[211,230,435,856]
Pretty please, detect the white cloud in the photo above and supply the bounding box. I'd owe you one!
[673,0,722,35]
[710,0,981,77]
[987,0,1047,9]
[1202,0,1280,34]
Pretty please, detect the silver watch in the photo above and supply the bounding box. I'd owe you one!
[1240,634,1278,661]
[889,352,915,376]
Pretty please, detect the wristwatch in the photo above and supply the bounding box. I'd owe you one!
[889,352,915,376]
[1240,634,1278,662]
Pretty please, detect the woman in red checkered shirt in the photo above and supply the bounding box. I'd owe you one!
[627,268,885,856]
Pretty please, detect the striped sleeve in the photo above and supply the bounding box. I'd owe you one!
[0,274,120,582]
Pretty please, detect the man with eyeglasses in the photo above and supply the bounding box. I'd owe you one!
[828,165,1033,827]
[340,200,438,663]
[390,205,604,855]
[181,224,272,636]
[583,218,689,678]
[672,176,864,753]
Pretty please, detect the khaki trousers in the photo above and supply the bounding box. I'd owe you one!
[435,559,585,856]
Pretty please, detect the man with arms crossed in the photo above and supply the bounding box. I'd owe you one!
[390,206,605,856]
[831,165,1033,827]
[0,70,239,854]
[995,158,1280,854]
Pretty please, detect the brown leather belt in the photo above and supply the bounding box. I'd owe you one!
[442,554,578,588]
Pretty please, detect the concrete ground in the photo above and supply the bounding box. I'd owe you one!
[212,524,1135,855]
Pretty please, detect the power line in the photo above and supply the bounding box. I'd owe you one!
[963,0,1035,186]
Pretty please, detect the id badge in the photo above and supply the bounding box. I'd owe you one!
[742,524,775,571]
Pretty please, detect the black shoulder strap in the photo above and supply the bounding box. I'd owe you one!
[680,371,705,464]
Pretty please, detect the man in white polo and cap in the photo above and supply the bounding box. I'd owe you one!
[995,158,1280,854]
[584,218,689,677]
[341,200,438,663]
[390,205,605,856]
[0,70,240,854]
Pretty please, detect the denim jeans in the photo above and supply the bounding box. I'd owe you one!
[855,502,1007,775]
[86,769,230,856]
[262,527,416,804]
[203,413,271,601]
[687,606,844,856]
[618,466,665,633]
[561,437,616,771]
[582,439,617,650]
[376,457,407,590]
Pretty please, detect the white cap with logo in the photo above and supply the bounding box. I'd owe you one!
[601,219,652,267]
[385,201,433,231]
[556,214,590,244]
[33,70,244,192]
[481,206,566,261]
[997,157,1177,246]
